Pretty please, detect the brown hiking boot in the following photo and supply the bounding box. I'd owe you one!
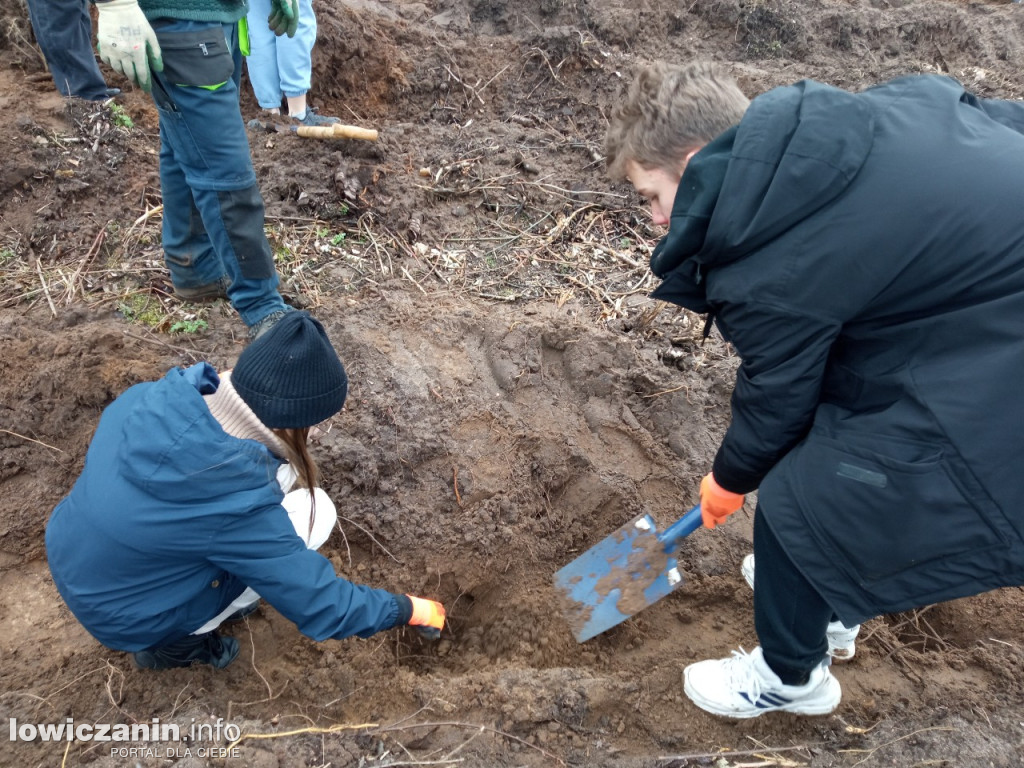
[173,275,231,302]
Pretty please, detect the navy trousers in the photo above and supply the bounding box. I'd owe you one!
[26,0,109,100]
[752,505,835,684]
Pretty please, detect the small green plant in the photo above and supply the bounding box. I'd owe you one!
[169,318,209,334]
[109,102,134,129]
[316,227,330,238]
[330,232,347,245]
[0,248,17,267]
[117,294,165,328]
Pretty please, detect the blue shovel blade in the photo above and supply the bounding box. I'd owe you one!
[553,513,687,643]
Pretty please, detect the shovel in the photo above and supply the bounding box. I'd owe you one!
[553,505,702,642]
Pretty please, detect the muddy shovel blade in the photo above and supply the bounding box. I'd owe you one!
[553,505,702,642]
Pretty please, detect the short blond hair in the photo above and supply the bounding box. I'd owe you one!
[605,61,750,180]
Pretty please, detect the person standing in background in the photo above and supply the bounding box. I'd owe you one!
[246,0,341,126]
[90,0,300,339]
[26,0,119,101]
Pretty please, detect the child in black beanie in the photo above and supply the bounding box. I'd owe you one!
[46,311,445,669]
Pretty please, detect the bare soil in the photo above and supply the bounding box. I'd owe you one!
[2,1,1024,766]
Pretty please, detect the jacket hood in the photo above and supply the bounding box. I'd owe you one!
[650,79,875,303]
[117,364,276,503]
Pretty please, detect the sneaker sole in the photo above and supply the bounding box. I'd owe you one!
[683,667,841,719]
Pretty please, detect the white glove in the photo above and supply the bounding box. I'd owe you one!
[95,0,163,92]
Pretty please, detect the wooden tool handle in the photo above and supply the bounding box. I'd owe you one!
[292,124,379,141]
[333,124,379,142]
[294,125,340,139]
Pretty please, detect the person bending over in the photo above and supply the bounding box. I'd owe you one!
[47,311,445,669]
[605,61,1024,718]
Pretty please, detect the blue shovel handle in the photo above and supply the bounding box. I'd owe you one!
[657,504,703,552]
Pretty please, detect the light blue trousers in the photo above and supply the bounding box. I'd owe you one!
[246,0,318,109]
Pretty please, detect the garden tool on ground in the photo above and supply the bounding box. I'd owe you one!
[246,119,379,141]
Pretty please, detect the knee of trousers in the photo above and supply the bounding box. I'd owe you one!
[216,185,275,280]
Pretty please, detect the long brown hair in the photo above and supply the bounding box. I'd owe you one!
[272,427,319,540]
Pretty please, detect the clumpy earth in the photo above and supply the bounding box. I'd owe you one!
[2,0,1024,766]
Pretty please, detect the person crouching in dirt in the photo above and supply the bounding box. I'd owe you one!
[46,311,446,669]
[604,61,1024,718]
[88,0,302,340]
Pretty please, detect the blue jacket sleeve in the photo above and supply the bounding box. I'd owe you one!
[208,504,411,641]
[960,91,1024,134]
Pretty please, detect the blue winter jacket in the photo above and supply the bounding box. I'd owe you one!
[46,363,407,651]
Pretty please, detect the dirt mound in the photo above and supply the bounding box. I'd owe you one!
[2,1,1024,766]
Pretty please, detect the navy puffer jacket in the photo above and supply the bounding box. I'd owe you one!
[650,75,1024,625]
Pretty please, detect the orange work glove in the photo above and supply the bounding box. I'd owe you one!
[699,473,745,529]
[406,595,446,639]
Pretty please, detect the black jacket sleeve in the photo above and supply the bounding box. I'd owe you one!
[710,301,841,494]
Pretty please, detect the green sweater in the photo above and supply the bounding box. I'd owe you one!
[139,0,249,24]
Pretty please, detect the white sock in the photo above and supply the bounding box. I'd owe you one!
[292,109,307,120]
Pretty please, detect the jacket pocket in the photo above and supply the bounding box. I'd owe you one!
[793,432,1005,584]
[155,27,234,88]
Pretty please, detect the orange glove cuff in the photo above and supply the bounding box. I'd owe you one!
[406,595,446,630]
[700,473,745,529]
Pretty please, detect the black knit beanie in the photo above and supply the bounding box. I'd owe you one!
[232,311,348,428]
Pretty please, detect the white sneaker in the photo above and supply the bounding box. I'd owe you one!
[741,554,860,660]
[741,552,757,589]
[684,646,841,718]
[824,621,859,660]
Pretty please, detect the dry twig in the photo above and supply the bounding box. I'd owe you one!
[340,514,402,563]
[0,428,66,454]
[35,259,57,317]
[840,726,955,767]
[227,721,378,750]
[658,744,818,763]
